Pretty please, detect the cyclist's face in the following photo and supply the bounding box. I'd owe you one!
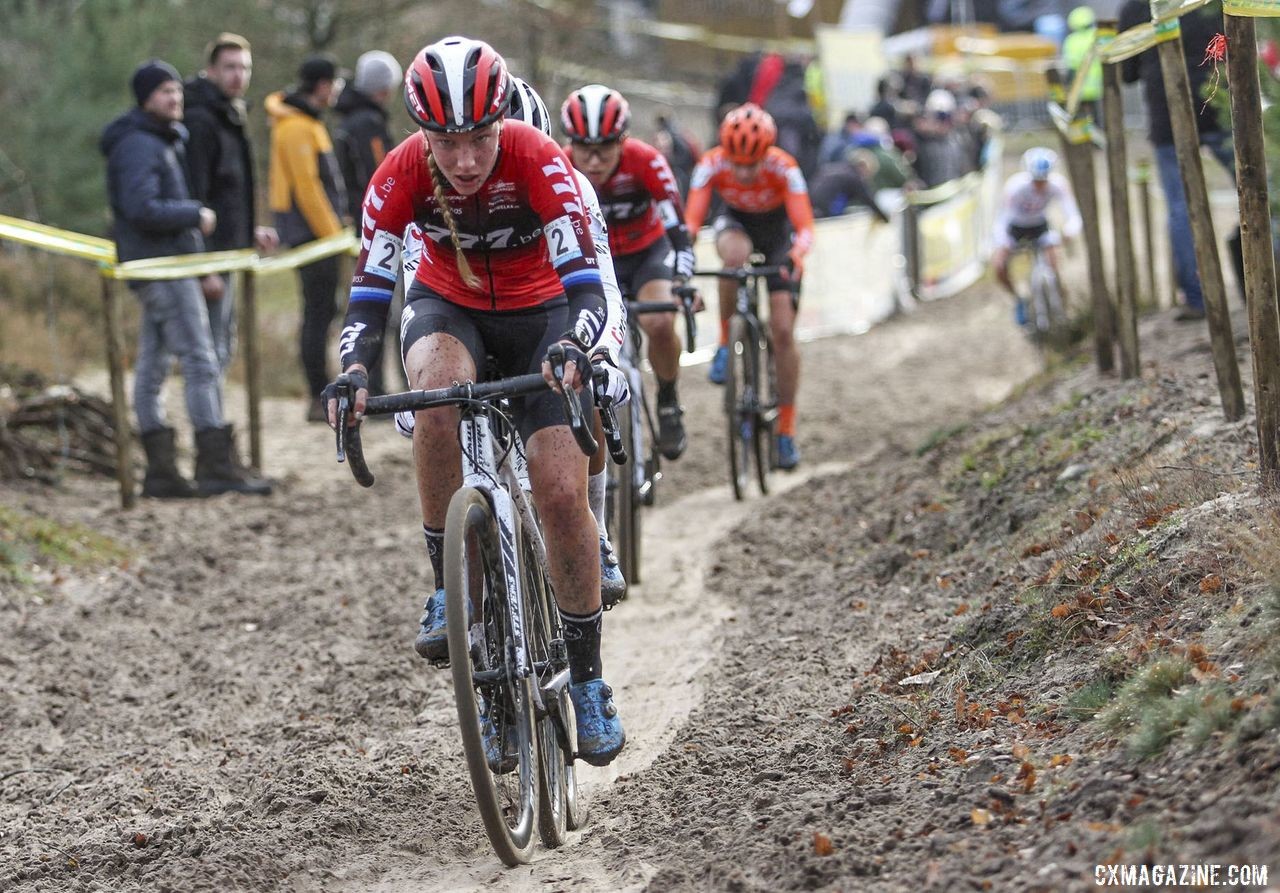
[427,123,502,196]
[569,140,622,188]
[731,161,762,183]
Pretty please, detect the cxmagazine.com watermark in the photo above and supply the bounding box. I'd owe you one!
[1096,863,1269,887]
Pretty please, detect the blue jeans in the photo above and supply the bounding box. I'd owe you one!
[1153,133,1236,311]
[206,273,236,380]
[133,278,223,434]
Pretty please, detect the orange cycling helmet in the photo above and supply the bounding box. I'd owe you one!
[719,103,776,164]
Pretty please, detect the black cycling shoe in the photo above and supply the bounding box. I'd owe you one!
[656,398,687,461]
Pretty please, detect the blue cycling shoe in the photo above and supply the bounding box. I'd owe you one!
[414,588,449,660]
[600,537,627,608]
[777,435,801,471]
[1013,298,1029,328]
[708,346,729,385]
[570,678,626,766]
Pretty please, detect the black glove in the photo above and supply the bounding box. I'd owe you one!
[320,368,370,425]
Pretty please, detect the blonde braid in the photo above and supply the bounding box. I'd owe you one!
[424,137,481,289]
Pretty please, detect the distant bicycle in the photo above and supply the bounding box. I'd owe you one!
[696,265,788,501]
[1013,237,1070,351]
[604,286,698,590]
[329,345,595,864]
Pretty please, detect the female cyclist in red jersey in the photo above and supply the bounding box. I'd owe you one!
[325,37,624,765]
[685,103,815,470]
[562,84,697,460]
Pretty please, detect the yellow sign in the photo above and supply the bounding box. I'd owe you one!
[1223,0,1280,14]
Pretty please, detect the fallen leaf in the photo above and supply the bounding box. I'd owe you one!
[971,808,993,826]
[954,602,970,616]
[1049,754,1073,768]
[132,832,148,848]
[1012,743,1031,761]
[948,746,968,763]
[813,832,834,856]
[1199,575,1223,594]
[1051,603,1071,619]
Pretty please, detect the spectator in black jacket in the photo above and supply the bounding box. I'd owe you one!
[333,49,402,395]
[184,32,279,377]
[334,50,401,222]
[809,149,891,222]
[101,60,269,498]
[1118,0,1236,319]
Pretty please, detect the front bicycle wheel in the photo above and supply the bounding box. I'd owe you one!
[1030,259,1068,350]
[754,327,777,495]
[444,487,539,866]
[725,315,756,501]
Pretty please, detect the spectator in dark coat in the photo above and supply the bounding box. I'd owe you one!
[809,150,891,221]
[333,49,402,395]
[184,32,279,377]
[101,60,268,498]
[1118,0,1238,319]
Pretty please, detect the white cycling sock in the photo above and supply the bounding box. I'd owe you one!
[588,470,607,542]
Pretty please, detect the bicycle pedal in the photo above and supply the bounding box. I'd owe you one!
[429,657,451,670]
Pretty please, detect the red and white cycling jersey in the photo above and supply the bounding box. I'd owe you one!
[590,138,687,257]
[350,121,602,312]
[684,146,815,253]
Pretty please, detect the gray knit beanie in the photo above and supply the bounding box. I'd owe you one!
[353,51,402,95]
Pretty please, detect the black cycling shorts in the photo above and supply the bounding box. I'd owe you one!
[1009,222,1049,245]
[712,207,800,298]
[611,234,674,298]
[399,283,593,443]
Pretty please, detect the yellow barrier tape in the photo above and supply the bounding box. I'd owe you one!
[0,213,116,263]
[1151,0,1211,24]
[628,19,816,55]
[254,232,358,275]
[907,171,983,207]
[0,213,358,280]
[1099,21,1161,62]
[1223,0,1280,14]
[107,249,259,281]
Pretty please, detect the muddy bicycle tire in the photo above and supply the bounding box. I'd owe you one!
[444,487,539,866]
[726,315,756,501]
[754,327,777,495]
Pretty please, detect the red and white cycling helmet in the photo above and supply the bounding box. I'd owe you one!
[719,103,776,165]
[403,36,511,132]
[507,76,552,136]
[560,84,630,144]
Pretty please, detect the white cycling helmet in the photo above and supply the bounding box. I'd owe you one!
[1023,147,1056,181]
[507,76,552,136]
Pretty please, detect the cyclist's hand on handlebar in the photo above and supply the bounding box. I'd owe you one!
[321,366,369,429]
[783,249,806,282]
[591,351,630,407]
[543,340,591,393]
[674,284,705,313]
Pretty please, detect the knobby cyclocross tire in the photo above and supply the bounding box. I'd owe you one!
[725,315,756,501]
[606,399,639,594]
[754,326,777,495]
[444,487,539,866]
[519,531,582,847]
[626,394,645,585]
[1030,255,1069,351]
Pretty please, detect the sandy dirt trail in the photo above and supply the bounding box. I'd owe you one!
[1,285,1037,892]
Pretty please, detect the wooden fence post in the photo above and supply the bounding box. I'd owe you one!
[1225,13,1280,486]
[1100,23,1140,379]
[241,269,263,472]
[1048,69,1116,374]
[1135,159,1159,309]
[1157,31,1244,420]
[101,275,136,509]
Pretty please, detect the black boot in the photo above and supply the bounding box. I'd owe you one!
[140,427,198,499]
[194,425,273,497]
